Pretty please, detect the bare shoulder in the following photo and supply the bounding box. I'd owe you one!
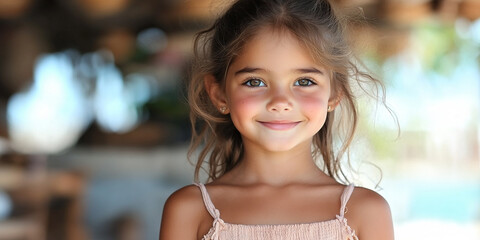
[163,185,205,217]
[349,186,391,212]
[347,186,394,240]
[159,185,208,240]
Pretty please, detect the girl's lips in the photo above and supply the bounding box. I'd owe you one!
[259,121,300,130]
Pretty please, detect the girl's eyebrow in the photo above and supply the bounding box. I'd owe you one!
[234,67,324,76]
[234,67,265,76]
[295,67,324,75]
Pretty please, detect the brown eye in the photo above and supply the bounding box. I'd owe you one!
[244,78,266,87]
[295,78,315,86]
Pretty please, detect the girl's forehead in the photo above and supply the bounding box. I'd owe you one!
[248,26,300,48]
[229,27,326,72]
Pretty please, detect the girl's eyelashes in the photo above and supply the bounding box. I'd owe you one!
[294,78,316,86]
[241,77,317,87]
[243,78,266,87]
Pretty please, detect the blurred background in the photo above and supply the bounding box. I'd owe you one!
[0,0,478,239]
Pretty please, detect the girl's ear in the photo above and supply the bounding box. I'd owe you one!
[204,75,229,114]
[328,90,342,112]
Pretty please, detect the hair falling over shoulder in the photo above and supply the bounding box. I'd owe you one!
[187,0,389,183]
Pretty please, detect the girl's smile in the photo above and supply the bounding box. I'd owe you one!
[257,120,301,131]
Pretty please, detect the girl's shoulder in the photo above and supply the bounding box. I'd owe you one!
[349,186,391,211]
[160,184,211,239]
[347,186,394,240]
[163,184,204,214]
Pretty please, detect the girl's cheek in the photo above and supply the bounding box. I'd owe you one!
[230,94,264,112]
[299,95,328,112]
[229,88,266,108]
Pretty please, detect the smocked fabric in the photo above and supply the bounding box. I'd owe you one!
[194,183,359,240]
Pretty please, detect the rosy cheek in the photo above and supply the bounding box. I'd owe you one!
[230,93,263,113]
[299,95,327,113]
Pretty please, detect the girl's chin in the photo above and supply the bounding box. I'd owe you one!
[254,141,311,153]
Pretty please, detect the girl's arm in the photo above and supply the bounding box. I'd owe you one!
[350,188,395,240]
[159,185,203,240]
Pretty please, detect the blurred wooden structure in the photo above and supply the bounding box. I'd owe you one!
[0,154,88,240]
[46,171,88,240]
[0,155,47,240]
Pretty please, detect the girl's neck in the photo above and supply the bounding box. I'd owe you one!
[224,142,331,186]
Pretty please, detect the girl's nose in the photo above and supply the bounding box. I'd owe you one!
[267,92,293,112]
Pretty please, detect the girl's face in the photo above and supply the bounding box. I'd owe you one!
[223,28,335,153]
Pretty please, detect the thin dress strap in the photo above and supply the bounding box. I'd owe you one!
[194,183,225,240]
[339,184,354,217]
[336,184,358,240]
[194,183,219,219]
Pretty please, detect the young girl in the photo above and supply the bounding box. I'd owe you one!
[160,0,394,239]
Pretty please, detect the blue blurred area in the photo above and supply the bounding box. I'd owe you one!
[408,182,480,222]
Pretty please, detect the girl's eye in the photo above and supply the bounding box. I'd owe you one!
[294,78,315,86]
[243,78,266,87]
